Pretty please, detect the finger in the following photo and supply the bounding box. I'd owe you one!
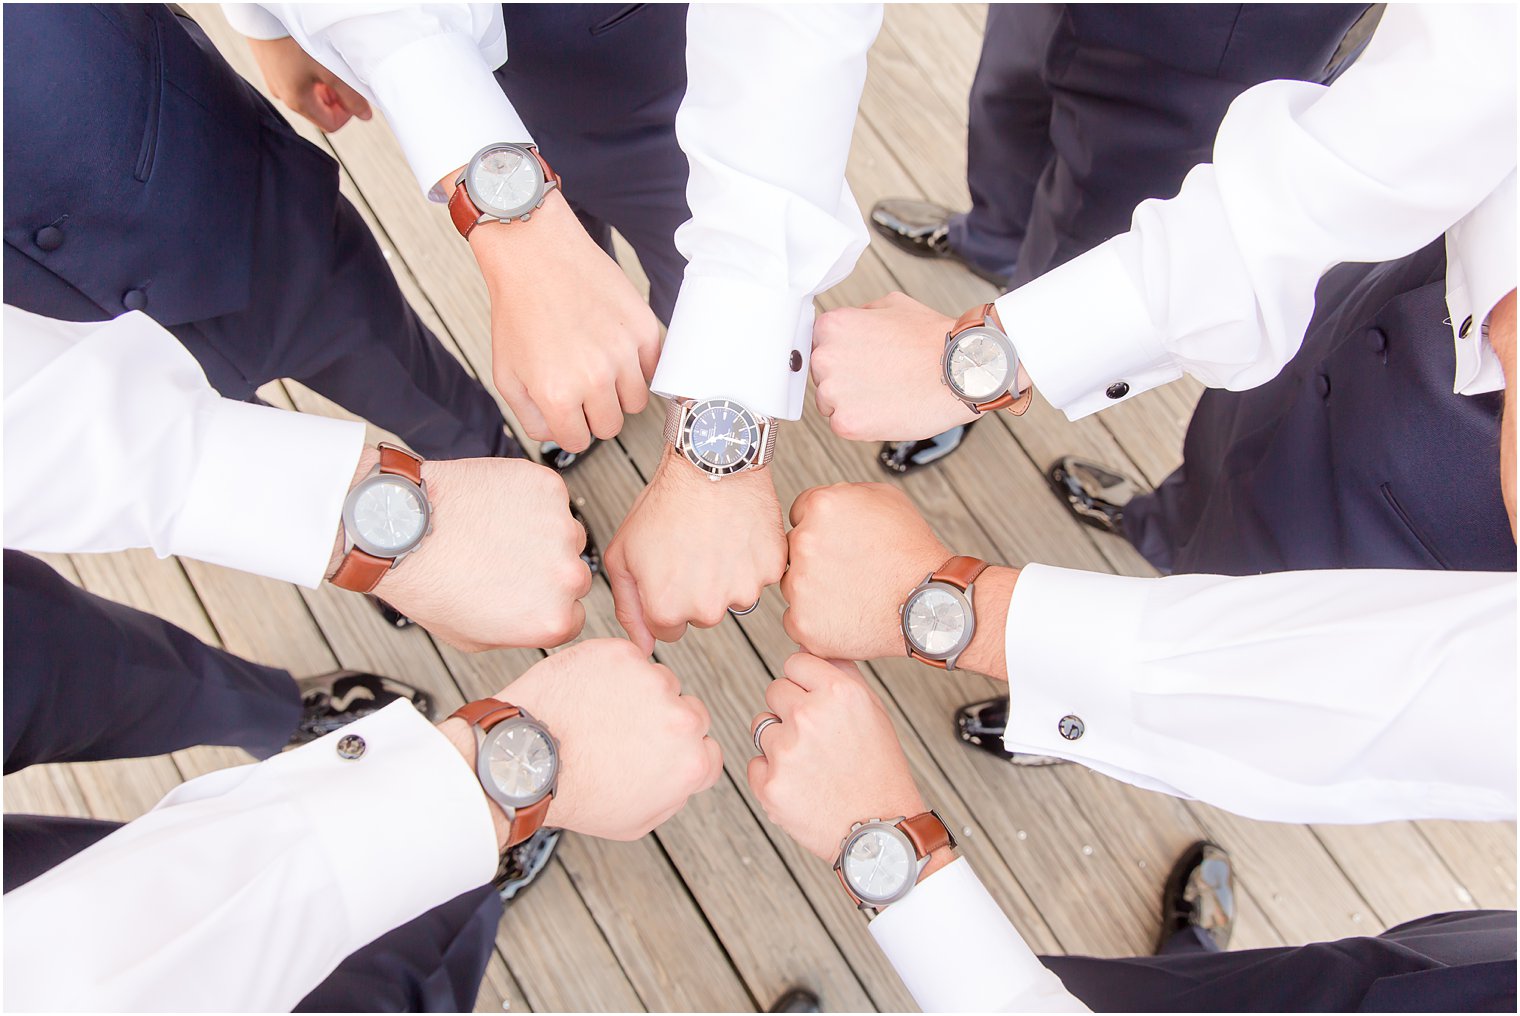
[782,652,838,692]
[605,549,655,655]
[329,75,373,121]
[543,399,593,455]
[583,384,625,442]
[824,657,869,685]
[751,711,785,757]
[699,736,724,790]
[647,615,690,644]
[636,324,663,382]
[813,382,836,419]
[295,88,346,133]
[616,360,651,416]
[494,372,552,444]
[680,693,712,736]
[764,677,807,719]
[745,753,771,796]
[788,486,823,527]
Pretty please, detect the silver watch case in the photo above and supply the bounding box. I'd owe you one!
[899,574,977,671]
[834,817,928,911]
[473,710,560,818]
[941,324,1019,412]
[666,397,776,481]
[459,142,557,224]
[339,458,432,567]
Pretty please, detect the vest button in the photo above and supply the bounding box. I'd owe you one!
[122,288,148,312]
[1316,374,1331,399]
[34,225,64,252]
[1105,381,1130,400]
[1367,328,1387,354]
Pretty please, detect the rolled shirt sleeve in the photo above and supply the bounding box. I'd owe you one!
[651,4,880,420]
[1000,564,1518,824]
[3,701,500,1012]
[995,4,1518,420]
[3,306,363,588]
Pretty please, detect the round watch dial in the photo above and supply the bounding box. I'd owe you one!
[467,144,545,218]
[351,477,428,554]
[946,327,1015,402]
[683,399,760,475]
[904,584,971,658]
[481,717,558,808]
[841,824,916,906]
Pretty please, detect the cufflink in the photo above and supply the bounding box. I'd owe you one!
[336,734,367,760]
[1058,715,1084,741]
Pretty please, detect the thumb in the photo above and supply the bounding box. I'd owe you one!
[606,547,655,655]
[329,74,373,121]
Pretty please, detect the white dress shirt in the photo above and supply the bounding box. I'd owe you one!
[4,701,499,1011]
[997,3,1517,420]
[3,305,363,588]
[222,3,881,420]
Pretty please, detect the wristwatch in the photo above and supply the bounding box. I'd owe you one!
[942,303,1032,416]
[899,555,989,671]
[450,698,559,848]
[448,142,561,239]
[664,397,777,480]
[330,443,432,594]
[835,811,956,911]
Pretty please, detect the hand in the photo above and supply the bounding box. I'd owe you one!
[469,189,662,453]
[812,292,979,442]
[247,36,372,133]
[443,639,723,846]
[605,446,787,653]
[748,655,936,864]
[330,449,592,651]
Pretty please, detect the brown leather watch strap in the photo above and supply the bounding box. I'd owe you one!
[950,303,1033,417]
[949,302,990,334]
[448,698,521,731]
[899,811,955,857]
[932,554,989,591]
[509,795,553,844]
[329,548,391,594]
[448,184,482,238]
[377,443,423,485]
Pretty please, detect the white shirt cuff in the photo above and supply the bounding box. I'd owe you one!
[361,31,532,199]
[996,235,1182,420]
[221,3,290,40]
[869,858,1086,1012]
[172,398,364,589]
[652,274,812,420]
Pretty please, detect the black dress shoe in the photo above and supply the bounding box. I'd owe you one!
[869,198,1014,288]
[1047,455,1138,535]
[494,827,562,904]
[369,596,416,630]
[287,670,434,747]
[954,698,1066,767]
[539,438,602,476]
[568,502,602,577]
[1159,841,1235,954]
[767,988,821,1013]
[878,422,977,475]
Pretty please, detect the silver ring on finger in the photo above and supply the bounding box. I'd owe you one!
[730,598,761,617]
[752,714,782,756]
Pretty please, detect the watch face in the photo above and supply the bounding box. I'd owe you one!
[467,144,545,218]
[841,824,916,907]
[903,583,971,658]
[946,327,1015,402]
[480,717,558,808]
[348,476,428,556]
[682,399,760,475]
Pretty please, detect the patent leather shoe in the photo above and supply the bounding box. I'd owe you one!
[569,502,602,577]
[878,422,976,476]
[768,989,821,1013]
[494,827,562,905]
[1159,841,1235,954]
[870,198,1014,288]
[370,596,415,629]
[539,438,602,476]
[288,670,434,747]
[1047,455,1138,535]
[955,697,1066,767]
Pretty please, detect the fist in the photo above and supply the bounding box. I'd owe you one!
[811,292,977,442]
[503,639,724,840]
[247,36,372,134]
[781,483,951,660]
[371,455,591,652]
[748,655,924,861]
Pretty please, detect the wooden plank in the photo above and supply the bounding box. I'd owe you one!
[1311,823,1480,928]
[1417,821,1518,912]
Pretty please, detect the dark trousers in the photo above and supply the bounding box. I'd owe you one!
[2,6,512,461]
[494,3,692,324]
[2,552,499,1012]
[1125,242,1515,576]
[949,4,1368,286]
[1044,910,1517,1011]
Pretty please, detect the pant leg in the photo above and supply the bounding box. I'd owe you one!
[494,4,691,324]
[3,815,121,892]
[945,3,1063,277]
[1008,3,1366,287]
[1040,910,1517,1012]
[3,551,300,772]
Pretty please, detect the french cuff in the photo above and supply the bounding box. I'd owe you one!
[652,275,812,420]
[170,398,363,589]
[870,859,1081,1012]
[996,236,1180,421]
[1446,171,1515,396]
[361,31,532,200]
[221,3,290,40]
[170,701,500,938]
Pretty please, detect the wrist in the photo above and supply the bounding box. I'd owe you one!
[439,717,512,853]
[325,445,382,581]
[468,188,575,284]
[961,566,1017,679]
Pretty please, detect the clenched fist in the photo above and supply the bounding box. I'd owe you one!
[247,35,372,134]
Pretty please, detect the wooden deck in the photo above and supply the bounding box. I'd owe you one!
[6,6,1514,1011]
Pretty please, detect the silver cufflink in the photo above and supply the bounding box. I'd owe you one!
[336,734,367,760]
[1058,715,1084,741]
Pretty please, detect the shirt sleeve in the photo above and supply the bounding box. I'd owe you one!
[995,3,1518,420]
[3,701,500,1012]
[231,4,529,196]
[2,306,363,588]
[1001,564,1518,824]
[869,858,1089,1012]
[650,4,881,420]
